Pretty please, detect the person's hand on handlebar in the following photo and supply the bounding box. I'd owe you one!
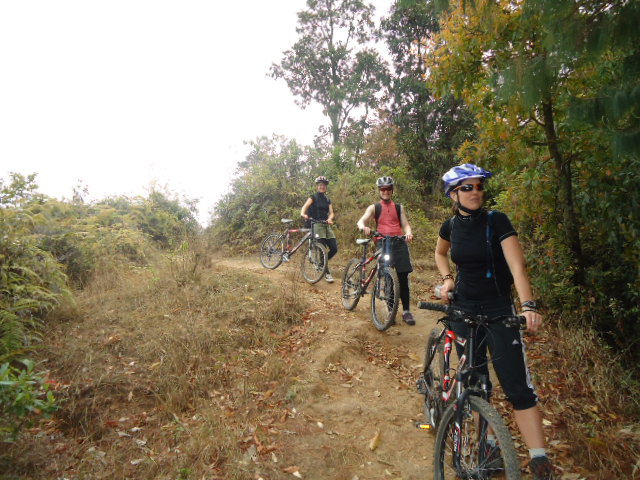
[440,278,455,304]
[360,226,372,236]
[522,309,543,333]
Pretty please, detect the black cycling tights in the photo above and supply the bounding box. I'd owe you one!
[318,238,338,260]
[397,271,410,311]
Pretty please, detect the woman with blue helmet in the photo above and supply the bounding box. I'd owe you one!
[435,164,555,480]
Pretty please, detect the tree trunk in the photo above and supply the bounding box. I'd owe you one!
[541,100,585,285]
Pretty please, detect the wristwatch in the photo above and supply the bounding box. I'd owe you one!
[521,300,539,311]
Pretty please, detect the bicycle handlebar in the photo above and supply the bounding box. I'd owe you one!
[372,231,407,240]
[418,301,526,329]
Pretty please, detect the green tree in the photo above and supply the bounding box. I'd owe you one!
[426,0,640,365]
[381,1,476,196]
[208,136,321,250]
[270,0,389,144]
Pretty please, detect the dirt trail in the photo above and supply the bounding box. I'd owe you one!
[219,256,441,480]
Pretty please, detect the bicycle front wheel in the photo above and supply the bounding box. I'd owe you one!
[341,258,363,310]
[370,266,399,331]
[259,234,284,269]
[422,328,447,432]
[300,242,328,284]
[434,396,521,480]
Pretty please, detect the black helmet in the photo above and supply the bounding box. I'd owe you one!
[315,175,329,184]
[376,176,394,188]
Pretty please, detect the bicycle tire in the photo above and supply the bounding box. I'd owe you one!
[370,266,400,331]
[300,242,328,284]
[259,234,284,269]
[341,258,363,310]
[422,328,447,432]
[434,396,521,480]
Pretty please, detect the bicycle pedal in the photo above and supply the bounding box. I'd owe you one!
[415,421,433,431]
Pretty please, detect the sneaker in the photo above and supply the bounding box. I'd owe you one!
[529,456,555,480]
[402,311,415,325]
[325,273,334,283]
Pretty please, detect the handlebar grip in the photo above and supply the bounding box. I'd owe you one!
[418,301,450,313]
[502,315,527,329]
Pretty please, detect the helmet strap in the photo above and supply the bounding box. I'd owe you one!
[457,202,482,215]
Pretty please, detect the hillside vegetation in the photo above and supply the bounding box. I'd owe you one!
[2,0,640,478]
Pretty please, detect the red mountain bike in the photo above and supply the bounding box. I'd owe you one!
[341,232,405,331]
[259,218,328,284]
[417,301,526,479]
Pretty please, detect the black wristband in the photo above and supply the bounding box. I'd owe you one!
[521,300,539,311]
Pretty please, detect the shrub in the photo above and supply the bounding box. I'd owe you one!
[0,359,57,442]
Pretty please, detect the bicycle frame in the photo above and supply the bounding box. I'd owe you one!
[431,326,469,403]
[354,240,380,290]
[421,307,525,475]
[354,234,405,291]
[282,219,322,258]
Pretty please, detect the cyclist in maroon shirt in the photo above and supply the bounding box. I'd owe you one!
[357,176,415,325]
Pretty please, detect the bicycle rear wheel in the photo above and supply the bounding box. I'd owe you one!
[300,242,328,284]
[421,328,447,432]
[370,266,399,331]
[341,258,363,310]
[434,396,521,480]
[259,234,284,269]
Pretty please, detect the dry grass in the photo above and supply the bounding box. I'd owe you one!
[529,321,640,479]
[1,250,309,480]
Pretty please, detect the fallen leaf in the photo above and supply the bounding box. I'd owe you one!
[368,430,381,451]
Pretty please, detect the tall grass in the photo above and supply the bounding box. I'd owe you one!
[1,246,309,479]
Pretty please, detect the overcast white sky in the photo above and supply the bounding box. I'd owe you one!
[0,0,393,223]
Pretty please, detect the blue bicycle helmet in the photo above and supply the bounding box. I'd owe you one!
[442,164,493,197]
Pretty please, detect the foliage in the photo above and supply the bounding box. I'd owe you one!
[209,128,439,261]
[425,0,640,369]
[270,0,389,144]
[0,213,68,359]
[380,1,476,196]
[208,136,323,251]
[0,359,57,442]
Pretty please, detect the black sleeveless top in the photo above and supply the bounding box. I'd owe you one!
[308,193,331,221]
[439,210,516,300]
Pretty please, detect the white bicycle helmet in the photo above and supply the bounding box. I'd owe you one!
[376,176,395,188]
[315,175,329,184]
[442,164,493,197]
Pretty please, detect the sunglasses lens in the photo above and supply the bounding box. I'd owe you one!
[457,183,484,192]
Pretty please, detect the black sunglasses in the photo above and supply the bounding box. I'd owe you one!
[454,183,484,193]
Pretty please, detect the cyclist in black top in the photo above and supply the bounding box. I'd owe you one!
[435,164,555,480]
[301,175,338,283]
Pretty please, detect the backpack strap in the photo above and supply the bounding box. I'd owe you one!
[485,210,495,279]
